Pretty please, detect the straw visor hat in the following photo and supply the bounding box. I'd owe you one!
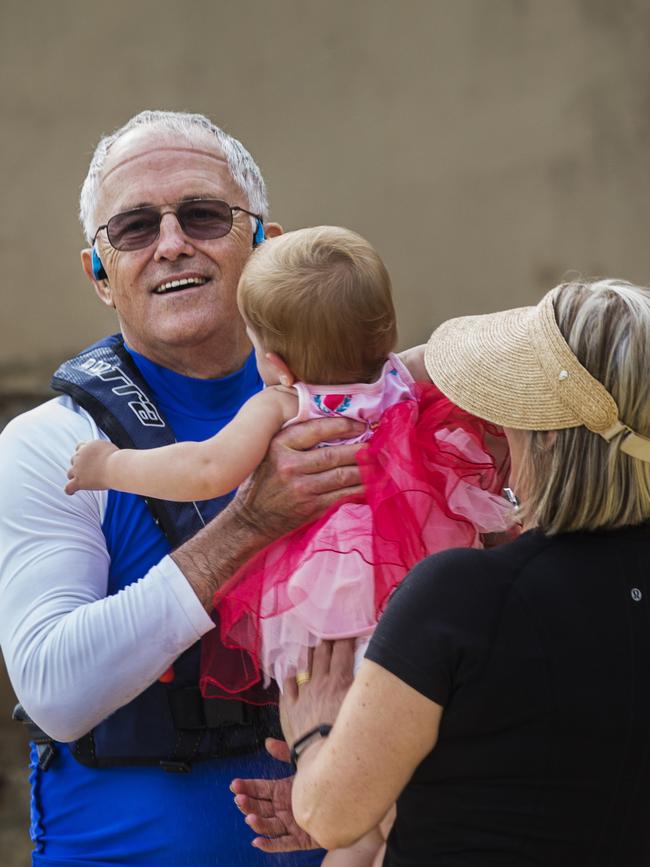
[424,289,650,462]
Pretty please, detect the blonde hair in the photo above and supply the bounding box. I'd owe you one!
[519,279,650,534]
[238,226,397,384]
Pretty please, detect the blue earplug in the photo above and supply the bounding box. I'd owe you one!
[253,219,265,247]
[91,246,108,281]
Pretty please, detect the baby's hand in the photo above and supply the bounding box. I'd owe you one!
[65,441,119,495]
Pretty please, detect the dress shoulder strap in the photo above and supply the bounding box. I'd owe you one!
[281,381,313,427]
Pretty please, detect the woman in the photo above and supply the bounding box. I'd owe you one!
[240,279,650,866]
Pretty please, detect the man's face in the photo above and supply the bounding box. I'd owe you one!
[84,128,257,373]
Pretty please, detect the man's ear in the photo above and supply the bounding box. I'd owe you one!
[265,351,295,387]
[81,248,115,308]
[263,222,283,239]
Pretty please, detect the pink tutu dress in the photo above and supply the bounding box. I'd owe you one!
[200,354,515,703]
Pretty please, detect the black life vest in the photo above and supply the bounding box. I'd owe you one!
[43,334,280,771]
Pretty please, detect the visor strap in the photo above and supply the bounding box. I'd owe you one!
[598,421,629,442]
[598,421,650,462]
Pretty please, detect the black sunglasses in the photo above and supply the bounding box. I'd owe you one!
[92,198,262,252]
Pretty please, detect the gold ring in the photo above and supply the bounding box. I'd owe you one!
[295,671,311,687]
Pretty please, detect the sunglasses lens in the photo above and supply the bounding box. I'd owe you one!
[104,200,237,251]
[178,200,233,240]
[107,209,160,251]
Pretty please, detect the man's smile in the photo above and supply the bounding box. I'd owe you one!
[152,274,210,295]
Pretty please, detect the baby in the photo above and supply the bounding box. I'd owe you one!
[67,225,511,685]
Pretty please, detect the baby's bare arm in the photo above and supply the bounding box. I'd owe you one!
[398,344,430,382]
[65,388,297,501]
[173,416,365,610]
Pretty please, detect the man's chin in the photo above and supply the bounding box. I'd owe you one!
[122,318,245,371]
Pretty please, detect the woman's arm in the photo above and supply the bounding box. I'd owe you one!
[281,641,442,851]
[322,824,386,866]
[66,387,297,501]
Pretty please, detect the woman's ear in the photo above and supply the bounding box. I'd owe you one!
[263,222,283,239]
[265,351,296,387]
[542,430,558,451]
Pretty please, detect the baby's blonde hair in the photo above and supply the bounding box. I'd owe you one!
[238,226,397,384]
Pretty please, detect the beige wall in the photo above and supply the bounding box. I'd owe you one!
[1,3,649,861]
[1,0,649,392]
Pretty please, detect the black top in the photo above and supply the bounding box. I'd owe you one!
[366,524,650,866]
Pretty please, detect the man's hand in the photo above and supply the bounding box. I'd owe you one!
[233,416,365,541]
[230,738,321,853]
[65,441,119,495]
[172,416,364,610]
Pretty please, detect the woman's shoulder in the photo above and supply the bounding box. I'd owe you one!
[422,529,546,570]
[369,536,551,704]
[396,531,552,607]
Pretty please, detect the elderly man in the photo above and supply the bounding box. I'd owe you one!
[0,111,361,866]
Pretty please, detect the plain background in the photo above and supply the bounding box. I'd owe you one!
[1,1,649,863]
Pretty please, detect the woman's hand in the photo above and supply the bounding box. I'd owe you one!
[284,652,442,850]
[280,639,356,748]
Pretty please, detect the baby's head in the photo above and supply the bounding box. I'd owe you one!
[238,226,397,385]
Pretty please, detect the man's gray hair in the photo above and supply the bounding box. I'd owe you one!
[79,110,269,244]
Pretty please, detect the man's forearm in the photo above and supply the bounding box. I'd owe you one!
[171,498,273,610]
[172,414,367,610]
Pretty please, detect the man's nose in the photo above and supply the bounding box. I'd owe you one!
[153,212,195,261]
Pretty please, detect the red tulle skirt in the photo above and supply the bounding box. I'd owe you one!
[200,384,514,703]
